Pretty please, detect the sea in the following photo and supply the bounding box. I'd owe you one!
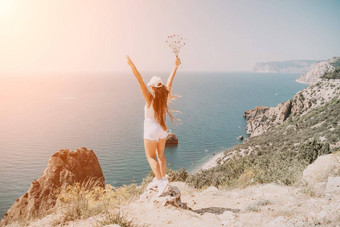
[0,72,308,218]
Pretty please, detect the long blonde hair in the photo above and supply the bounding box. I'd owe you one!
[152,85,179,131]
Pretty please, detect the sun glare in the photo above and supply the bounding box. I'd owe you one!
[0,0,13,18]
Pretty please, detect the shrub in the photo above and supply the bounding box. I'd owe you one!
[321,67,340,80]
[167,168,189,182]
[186,147,307,189]
[297,138,330,164]
[299,93,305,101]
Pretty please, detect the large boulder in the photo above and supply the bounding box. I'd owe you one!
[166,133,178,145]
[139,184,190,209]
[301,151,340,195]
[302,152,340,186]
[0,147,105,226]
[325,177,340,194]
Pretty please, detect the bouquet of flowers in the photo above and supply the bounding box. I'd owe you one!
[165,34,186,57]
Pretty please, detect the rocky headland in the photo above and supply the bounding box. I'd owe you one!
[0,148,104,226]
[244,80,340,137]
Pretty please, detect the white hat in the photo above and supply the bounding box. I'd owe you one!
[147,76,164,87]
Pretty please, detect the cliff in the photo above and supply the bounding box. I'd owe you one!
[244,80,340,137]
[253,60,318,73]
[191,69,340,199]
[0,148,104,226]
[296,57,340,84]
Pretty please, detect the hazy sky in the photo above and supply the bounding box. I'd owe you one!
[0,0,339,73]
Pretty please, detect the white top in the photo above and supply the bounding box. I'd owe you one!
[144,101,157,123]
[143,100,168,140]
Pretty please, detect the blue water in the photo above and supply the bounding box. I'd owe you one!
[0,72,307,218]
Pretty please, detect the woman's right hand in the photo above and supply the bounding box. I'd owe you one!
[175,57,181,67]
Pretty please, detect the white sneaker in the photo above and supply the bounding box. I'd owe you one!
[146,177,159,190]
[162,174,169,182]
[156,178,169,197]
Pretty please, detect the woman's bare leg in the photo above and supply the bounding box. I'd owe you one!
[144,139,162,180]
[156,138,167,178]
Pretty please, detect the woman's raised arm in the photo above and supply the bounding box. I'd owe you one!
[126,55,152,104]
[166,57,181,92]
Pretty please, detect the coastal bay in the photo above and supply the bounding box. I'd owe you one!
[0,72,307,218]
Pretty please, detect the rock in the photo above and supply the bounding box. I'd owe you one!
[219,210,236,226]
[202,186,219,193]
[279,100,292,121]
[166,133,178,145]
[244,204,259,212]
[302,153,340,187]
[237,136,243,140]
[256,199,271,206]
[244,101,292,137]
[0,147,105,226]
[329,141,340,150]
[325,177,340,194]
[244,199,271,212]
[139,184,190,210]
[243,106,268,120]
[266,216,287,226]
[243,106,268,136]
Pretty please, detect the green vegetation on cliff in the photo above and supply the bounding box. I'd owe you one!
[321,67,340,79]
[321,58,340,79]
[182,97,340,189]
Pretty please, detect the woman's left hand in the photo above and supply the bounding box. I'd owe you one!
[175,57,181,67]
[126,55,134,66]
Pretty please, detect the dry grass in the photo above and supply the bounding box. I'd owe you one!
[95,209,140,227]
[297,185,317,197]
[235,169,256,188]
[55,178,141,223]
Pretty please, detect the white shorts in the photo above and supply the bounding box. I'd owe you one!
[144,120,168,142]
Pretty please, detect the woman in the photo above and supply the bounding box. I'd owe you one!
[126,55,181,196]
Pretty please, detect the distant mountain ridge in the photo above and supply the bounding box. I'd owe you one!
[253,60,320,73]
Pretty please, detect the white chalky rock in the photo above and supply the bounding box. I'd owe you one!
[138,184,190,209]
[302,154,340,186]
[325,176,340,194]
